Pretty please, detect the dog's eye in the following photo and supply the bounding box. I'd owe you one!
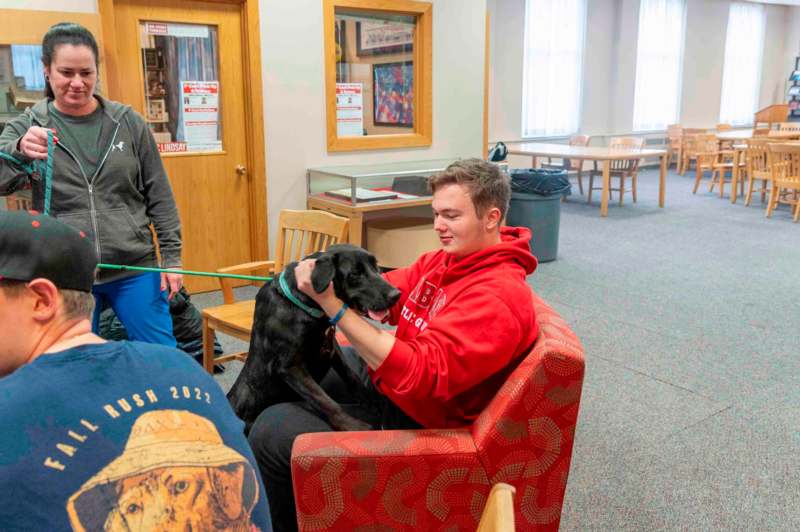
[174,480,189,493]
[126,503,141,514]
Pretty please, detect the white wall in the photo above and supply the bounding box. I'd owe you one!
[490,0,796,140]
[784,7,800,80]
[260,0,488,253]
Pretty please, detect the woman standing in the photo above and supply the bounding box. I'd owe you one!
[0,23,182,347]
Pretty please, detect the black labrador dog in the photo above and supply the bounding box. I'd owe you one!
[227,244,400,433]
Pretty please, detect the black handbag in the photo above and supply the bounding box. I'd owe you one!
[488,141,508,162]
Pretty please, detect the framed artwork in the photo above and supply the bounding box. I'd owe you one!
[356,20,414,56]
[372,61,414,127]
[147,99,167,122]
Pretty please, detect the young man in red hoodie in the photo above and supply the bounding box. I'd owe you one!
[248,158,539,531]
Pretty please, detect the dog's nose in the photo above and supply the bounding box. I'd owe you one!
[387,288,401,304]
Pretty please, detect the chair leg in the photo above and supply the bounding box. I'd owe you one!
[760,181,767,204]
[632,174,638,203]
[708,168,716,193]
[587,174,594,203]
[693,166,703,194]
[619,177,625,206]
[794,197,800,222]
[719,170,725,198]
[745,176,755,206]
[766,185,777,218]
[577,169,584,195]
[202,317,215,374]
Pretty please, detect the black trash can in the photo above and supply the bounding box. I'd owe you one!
[506,168,570,263]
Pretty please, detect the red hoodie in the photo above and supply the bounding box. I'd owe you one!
[371,226,539,428]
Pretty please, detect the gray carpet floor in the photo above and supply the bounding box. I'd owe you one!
[194,167,799,530]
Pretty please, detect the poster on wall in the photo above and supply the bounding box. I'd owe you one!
[336,82,364,137]
[181,81,222,152]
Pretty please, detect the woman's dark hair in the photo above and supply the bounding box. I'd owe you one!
[41,23,100,99]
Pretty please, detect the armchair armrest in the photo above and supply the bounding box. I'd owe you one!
[217,260,276,275]
[216,260,276,304]
[291,429,491,530]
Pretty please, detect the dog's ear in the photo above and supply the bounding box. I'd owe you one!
[209,463,248,521]
[312,255,335,293]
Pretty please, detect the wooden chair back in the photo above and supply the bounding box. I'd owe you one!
[565,134,591,170]
[753,128,771,137]
[716,123,733,131]
[778,122,800,132]
[219,209,349,304]
[667,124,683,151]
[694,134,721,168]
[746,138,773,179]
[476,483,516,532]
[768,143,800,188]
[680,127,707,150]
[608,136,644,172]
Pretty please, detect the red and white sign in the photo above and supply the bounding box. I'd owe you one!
[157,142,188,153]
[336,83,364,137]
[181,81,222,152]
[144,22,208,38]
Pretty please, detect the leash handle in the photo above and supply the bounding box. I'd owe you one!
[42,130,54,216]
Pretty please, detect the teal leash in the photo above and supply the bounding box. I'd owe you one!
[43,130,54,215]
[0,130,55,215]
[97,263,273,282]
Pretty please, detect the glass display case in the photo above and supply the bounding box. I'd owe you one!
[307,158,460,206]
[306,158,508,246]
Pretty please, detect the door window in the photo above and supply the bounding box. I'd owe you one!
[139,21,222,153]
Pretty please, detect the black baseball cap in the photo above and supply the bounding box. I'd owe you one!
[0,210,98,292]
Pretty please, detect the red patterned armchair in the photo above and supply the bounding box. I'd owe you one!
[291,290,585,531]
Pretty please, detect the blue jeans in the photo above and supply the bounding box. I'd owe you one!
[91,272,176,347]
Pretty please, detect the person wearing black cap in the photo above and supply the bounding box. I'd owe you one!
[0,211,273,531]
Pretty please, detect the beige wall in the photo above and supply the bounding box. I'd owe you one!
[489,0,799,141]
[260,0,488,254]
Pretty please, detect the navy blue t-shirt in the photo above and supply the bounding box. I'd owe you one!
[0,341,272,531]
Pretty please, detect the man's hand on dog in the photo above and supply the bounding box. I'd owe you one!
[295,259,339,307]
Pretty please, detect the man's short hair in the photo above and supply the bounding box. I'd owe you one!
[0,279,95,321]
[429,158,511,219]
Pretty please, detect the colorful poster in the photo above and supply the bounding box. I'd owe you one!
[336,83,364,137]
[181,81,222,152]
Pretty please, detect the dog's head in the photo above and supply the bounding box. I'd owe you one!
[311,244,400,321]
[103,464,256,531]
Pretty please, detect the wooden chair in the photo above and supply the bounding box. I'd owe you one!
[476,483,516,532]
[716,123,733,131]
[541,134,591,195]
[667,124,683,167]
[587,137,644,205]
[201,209,350,373]
[693,134,745,197]
[753,128,771,137]
[766,143,800,222]
[678,128,708,174]
[744,138,774,206]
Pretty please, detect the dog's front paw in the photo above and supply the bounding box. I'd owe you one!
[330,414,373,432]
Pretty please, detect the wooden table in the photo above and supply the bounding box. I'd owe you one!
[507,142,669,217]
[307,194,432,246]
[716,129,800,141]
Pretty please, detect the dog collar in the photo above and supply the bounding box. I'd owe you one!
[278,270,325,319]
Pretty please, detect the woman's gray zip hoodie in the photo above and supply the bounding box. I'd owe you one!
[0,96,182,283]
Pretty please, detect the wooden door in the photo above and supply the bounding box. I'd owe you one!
[101,0,266,292]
